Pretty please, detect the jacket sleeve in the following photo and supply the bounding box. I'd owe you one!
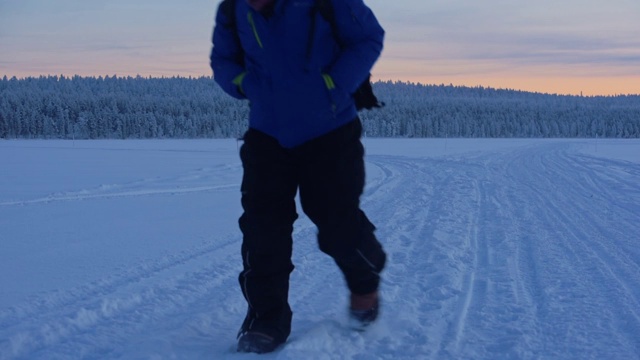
[325,0,384,94]
[210,0,247,99]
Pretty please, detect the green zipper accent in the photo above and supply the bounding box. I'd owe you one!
[322,74,336,90]
[247,12,264,49]
[232,71,247,94]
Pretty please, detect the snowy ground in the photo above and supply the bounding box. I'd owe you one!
[1,138,639,360]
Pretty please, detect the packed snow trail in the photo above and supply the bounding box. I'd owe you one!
[364,141,640,359]
[0,139,638,359]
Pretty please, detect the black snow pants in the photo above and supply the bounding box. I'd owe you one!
[237,119,386,343]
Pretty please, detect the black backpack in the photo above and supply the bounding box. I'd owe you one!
[219,0,384,111]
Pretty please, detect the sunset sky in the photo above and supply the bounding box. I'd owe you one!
[1,0,638,96]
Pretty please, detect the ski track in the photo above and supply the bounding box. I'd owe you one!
[0,164,240,207]
[353,141,639,359]
[1,141,639,359]
[0,164,245,360]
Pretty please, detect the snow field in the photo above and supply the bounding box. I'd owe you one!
[0,139,639,359]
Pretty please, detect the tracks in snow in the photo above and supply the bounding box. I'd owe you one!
[2,141,639,359]
[0,165,240,207]
[0,234,243,359]
[359,142,640,359]
[0,164,245,359]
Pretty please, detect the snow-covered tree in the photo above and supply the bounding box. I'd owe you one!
[1,76,638,139]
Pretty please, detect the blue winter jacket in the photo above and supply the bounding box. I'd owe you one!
[210,0,384,148]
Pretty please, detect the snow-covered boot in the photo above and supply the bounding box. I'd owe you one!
[349,291,379,330]
[237,331,283,354]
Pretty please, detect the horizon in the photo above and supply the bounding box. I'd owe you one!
[4,74,638,98]
[1,0,638,96]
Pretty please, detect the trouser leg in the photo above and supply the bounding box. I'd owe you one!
[237,129,297,342]
[298,119,386,295]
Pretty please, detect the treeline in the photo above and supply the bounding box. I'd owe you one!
[1,75,639,139]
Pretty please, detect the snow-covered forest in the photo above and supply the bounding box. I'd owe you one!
[1,75,639,140]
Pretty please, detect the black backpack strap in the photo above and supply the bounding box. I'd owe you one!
[220,0,244,65]
[306,0,342,60]
[308,0,384,110]
[220,0,237,30]
[316,0,340,46]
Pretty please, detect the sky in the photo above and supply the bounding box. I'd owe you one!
[1,0,639,96]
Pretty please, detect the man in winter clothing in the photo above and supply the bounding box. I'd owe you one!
[210,0,386,353]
